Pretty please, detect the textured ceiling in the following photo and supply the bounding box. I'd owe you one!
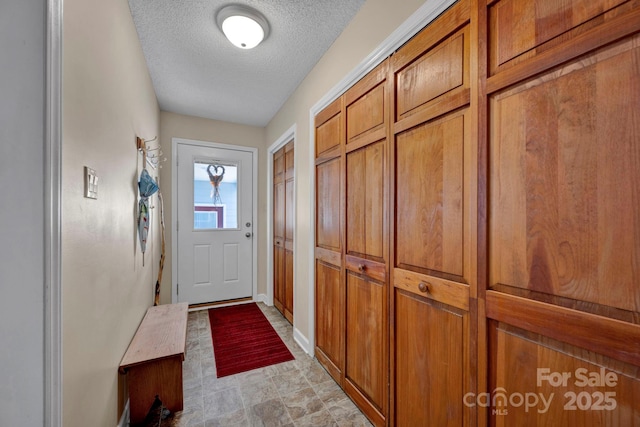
[128,0,365,127]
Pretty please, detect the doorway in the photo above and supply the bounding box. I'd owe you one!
[273,139,294,323]
[173,139,257,305]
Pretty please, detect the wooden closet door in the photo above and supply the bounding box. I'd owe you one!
[344,60,389,426]
[485,0,640,423]
[273,146,285,314]
[284,141,294,323]
[390,1,476,424]
[315,97,345,383]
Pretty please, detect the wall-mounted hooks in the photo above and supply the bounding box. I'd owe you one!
[136,136,165,169]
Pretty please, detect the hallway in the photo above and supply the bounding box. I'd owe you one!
[156,303,371,426]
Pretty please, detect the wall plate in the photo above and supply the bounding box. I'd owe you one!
[84,166,98,199]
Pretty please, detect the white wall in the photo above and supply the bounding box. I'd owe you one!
[63,0,160,425]
[0,1,46,426]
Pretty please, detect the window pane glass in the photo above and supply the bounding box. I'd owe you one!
[193,161,238,229]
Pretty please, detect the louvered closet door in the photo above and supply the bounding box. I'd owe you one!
[344,60,389,427]
[315,97,345,384]
[390,1,477,425]
[485,0,640,423]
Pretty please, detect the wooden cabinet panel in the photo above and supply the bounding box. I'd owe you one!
[284,248,293,322]
[274,180,284,240]
[396,28,467,119]
[346,140,384,260]
[316,157,342,252]
[316,108,342,158]
[346,58,388,147]
[274,244,285,312]
[347,84,385,143]
[274,147,284,176]
[315,259,344,382]
[395,110,466,279]
[392,0,470,127]
[394,289,467,426]
[489,35,640,312]
[487,291,640,368]
[390,4,475,425]
[489,321,640,425]
[285,177,294,245]
[345,271,386,422]
[394,268,469,312]
[488,0,628,74]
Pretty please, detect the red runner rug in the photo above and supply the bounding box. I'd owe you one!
[208,303,294,378]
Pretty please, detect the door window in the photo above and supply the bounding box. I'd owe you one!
[193,161,238,229]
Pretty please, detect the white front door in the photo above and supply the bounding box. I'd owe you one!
[176,141,255,304]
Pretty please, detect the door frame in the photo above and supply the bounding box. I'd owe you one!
[266,125,296,308]
[171,137,259,304]
[46,0,63,425]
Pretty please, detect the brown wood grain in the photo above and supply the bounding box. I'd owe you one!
[284,248,294,323]
[342,56,389,424]
[489,35,640,311]
[316,103,342,157]
[394,289,466,426]
[345,272,386,416]
[273,142,293,319]
[490,321,640,425]
[127,356,183,424]
[315,260,344,377]
[488,0,628,73]
[395,110,466,278]
[315,94,346,386]
[345,255,386,283]
[316,157,342,252]
[394,267,470,311]
[346,140,384,260]
[274,244,285,312]
[396,30,467,119]
[347,84,385,143]
[120,303,187,424]
[488,3,640,92]
[315,246,341,266]
[487,291,640,367]
[283,141,295,322]
[274,143,285,247]
[390,5,474,426]
[119,302,188,371]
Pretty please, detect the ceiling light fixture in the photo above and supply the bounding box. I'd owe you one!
[216,5,270,49]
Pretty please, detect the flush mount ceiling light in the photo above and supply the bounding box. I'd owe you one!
[216,5,270,49]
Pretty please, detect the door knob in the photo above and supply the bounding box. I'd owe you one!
[245,232,252,238]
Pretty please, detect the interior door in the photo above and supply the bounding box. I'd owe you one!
[177,142,254,304]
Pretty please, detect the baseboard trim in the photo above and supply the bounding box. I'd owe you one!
[293,327,312,356]
[254,293,268,304]
[117,399,129,427]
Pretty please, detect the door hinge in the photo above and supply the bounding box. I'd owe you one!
[177,283,179,294]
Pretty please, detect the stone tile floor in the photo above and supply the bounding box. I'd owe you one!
[156,302,373,427]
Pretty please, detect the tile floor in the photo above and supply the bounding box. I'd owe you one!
[158,302,373,427]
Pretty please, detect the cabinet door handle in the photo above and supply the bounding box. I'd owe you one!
[358,264,366,272]
[418,282,430,293]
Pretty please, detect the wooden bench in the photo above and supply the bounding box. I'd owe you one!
[119,302,188,424]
